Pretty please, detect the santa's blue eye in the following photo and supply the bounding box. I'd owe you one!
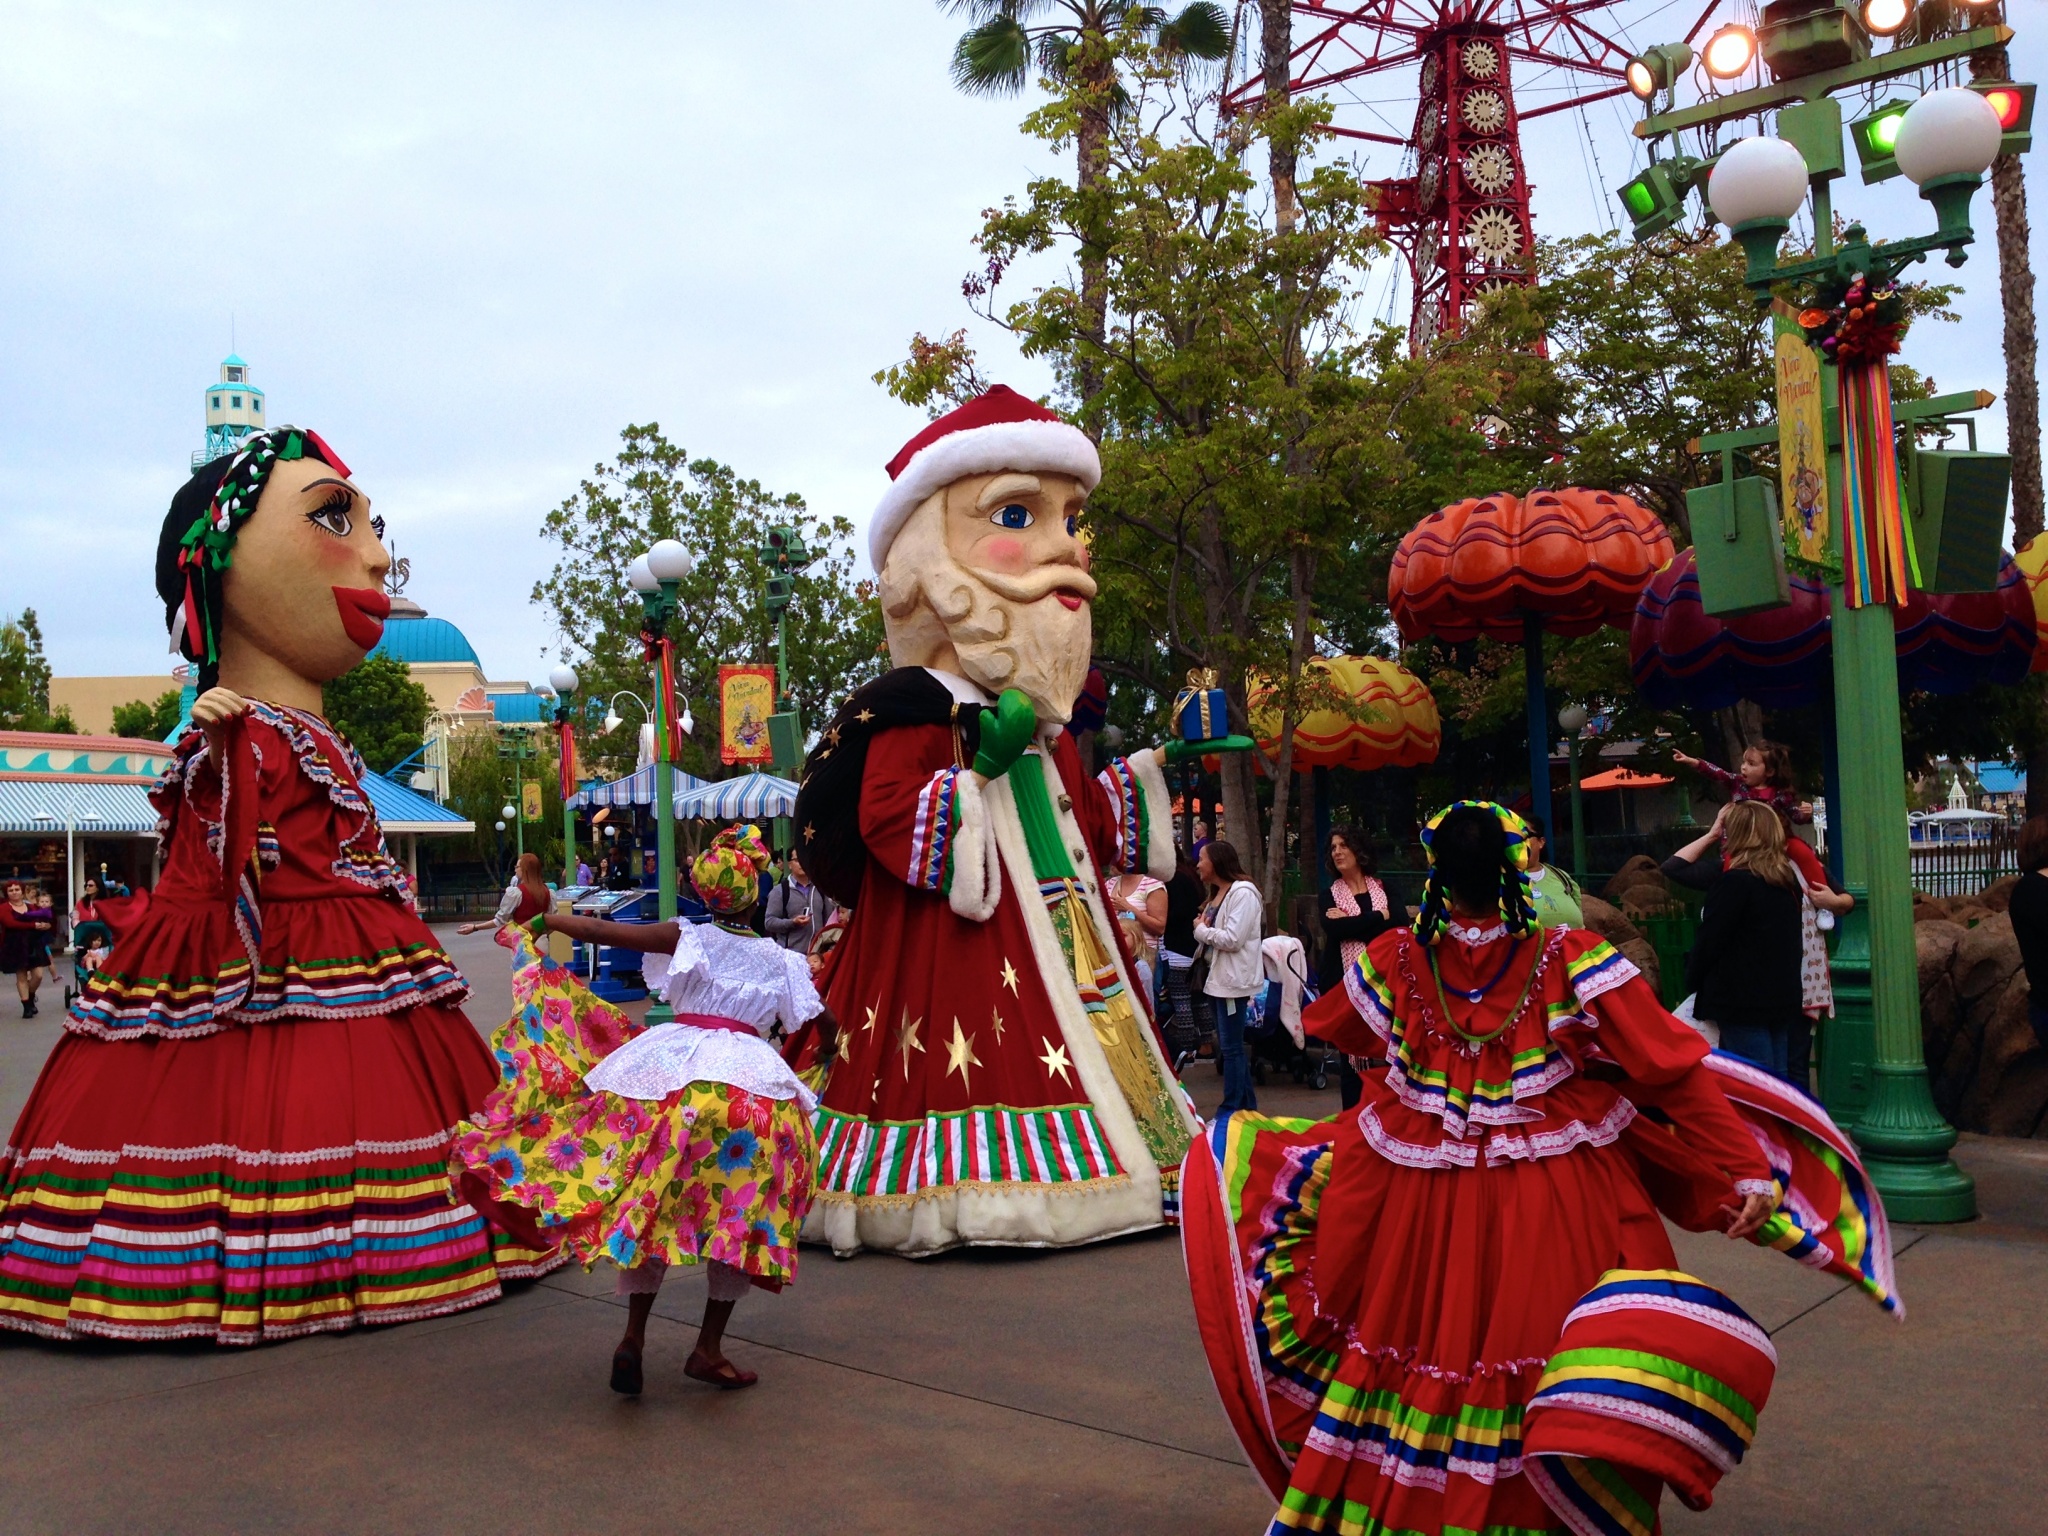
[993,504,1033,530]
[1065,515,1078,537]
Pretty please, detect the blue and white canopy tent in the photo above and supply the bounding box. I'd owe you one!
[671,773,800,821]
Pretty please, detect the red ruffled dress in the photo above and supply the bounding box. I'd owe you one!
[1184,919,1775,1535]
[0,702,558,1344]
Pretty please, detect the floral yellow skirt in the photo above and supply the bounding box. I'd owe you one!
[453,935,815,1288]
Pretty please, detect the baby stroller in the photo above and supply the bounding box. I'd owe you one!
[66,918,112,1010]
[1245,935,1333,1090]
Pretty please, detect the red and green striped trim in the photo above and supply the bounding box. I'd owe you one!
[813,1102,1124,1198]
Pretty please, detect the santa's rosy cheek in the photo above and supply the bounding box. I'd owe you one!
[981,536,1028,569]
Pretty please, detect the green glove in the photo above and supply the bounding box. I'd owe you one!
[1164,734,1256,762]
[973,689,1038,781]
[525,913,548,941]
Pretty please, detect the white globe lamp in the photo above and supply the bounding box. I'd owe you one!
[1894,87,2002,251]
[646,539,695,583]
[500,802,518,823]
[1708,136,1809,279]
[549,664,580,695]
[626,554,658,594]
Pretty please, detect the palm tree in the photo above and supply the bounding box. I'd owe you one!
[945,1,1231,412]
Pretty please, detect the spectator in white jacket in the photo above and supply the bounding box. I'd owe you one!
[1194,840,1265,1115]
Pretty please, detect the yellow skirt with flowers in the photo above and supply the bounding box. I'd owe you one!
[452,934,815,1287]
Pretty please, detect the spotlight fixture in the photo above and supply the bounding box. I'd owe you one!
[1860,0,1912,37]
[1626,42,1693,101]
[1970,79,2037,155]
[1701,24,1758,80]
[1758,0,1871,84]
[1849,98,1914,183]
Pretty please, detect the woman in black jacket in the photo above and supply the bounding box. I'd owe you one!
[1318,826,1409,1107]
[1661,801,1804,1080]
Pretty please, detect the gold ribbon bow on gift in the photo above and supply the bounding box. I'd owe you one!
[1174,668,1224,739]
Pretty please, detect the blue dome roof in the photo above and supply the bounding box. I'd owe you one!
[373,616,480,667]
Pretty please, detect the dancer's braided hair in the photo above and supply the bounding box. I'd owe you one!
[1413,801,1537,942]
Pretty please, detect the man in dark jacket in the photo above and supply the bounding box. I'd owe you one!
[764,852,835,953]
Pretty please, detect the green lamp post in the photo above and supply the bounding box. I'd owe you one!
[548,663,581,889]
[628,539,695,1026]
[1704,88,2005,1223]
[1558,702,1590,885]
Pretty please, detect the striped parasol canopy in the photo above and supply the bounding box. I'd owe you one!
[673,772,800,821]
[568,764,710,809]
[1630,546,2036,711]
[1244,655,1441,770]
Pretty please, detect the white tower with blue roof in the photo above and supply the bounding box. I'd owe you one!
[197,354,266,467]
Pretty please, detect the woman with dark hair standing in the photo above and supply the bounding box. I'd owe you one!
[0,428,555,1345]
[2006,814,2048,1054]
[1318,826,1407,1109]
[1155,848,1208,1066]
[1194,839,1264,1114]
[0,880,54,1018]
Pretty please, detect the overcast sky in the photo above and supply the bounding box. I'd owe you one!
[2,2,2042,689]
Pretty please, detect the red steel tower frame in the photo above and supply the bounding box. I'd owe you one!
[1227,2,1698,351]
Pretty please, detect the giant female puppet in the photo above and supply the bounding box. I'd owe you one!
[791,386,1200,1257]
[0,428,557,1343]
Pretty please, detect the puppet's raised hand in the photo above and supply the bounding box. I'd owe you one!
[973,689,1038,782]
[1163,734,1255,763]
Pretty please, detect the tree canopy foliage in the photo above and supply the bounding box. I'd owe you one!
[111,690,183,743]
[0,610,77,734]
[322,653,431,773]
[531,425,886,781]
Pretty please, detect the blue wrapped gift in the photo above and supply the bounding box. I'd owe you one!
[1174,670,1229,743]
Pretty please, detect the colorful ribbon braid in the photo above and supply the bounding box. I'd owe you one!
[1412,799,1538,942]
[173,427,352,669]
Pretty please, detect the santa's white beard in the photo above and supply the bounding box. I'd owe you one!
[947,578,1093,725]
[882,518,1094,724]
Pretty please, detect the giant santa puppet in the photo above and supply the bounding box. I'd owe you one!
[793,386,1200,1257]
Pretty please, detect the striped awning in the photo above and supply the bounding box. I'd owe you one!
[0,780,159,835]
[672,773,800,821]
[569,764,709,809]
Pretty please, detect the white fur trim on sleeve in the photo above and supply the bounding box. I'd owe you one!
[869,419,1101,569]
[1127,748,1177,882]
[947,769,1002,922]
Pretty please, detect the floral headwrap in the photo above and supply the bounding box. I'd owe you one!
[1413,800,1538,942]
[691,823,771,915]
[170,427,351,674]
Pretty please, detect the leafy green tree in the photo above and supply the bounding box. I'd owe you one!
[532,426,886,781]
[111,689,184,742]
[435,729,566,887]
[321,653,431,772]
[0,610,77,733]
[945,0,1228,410]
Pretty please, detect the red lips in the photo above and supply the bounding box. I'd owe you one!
[333,586,391,649]
[1055,593,1086,611]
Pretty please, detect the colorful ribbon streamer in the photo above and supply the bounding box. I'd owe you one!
[1837,357,1920,609]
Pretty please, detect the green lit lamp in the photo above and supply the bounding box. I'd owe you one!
[1706,135,1810,293]
[1850,98,1913,183]
[1893,86,2005,262]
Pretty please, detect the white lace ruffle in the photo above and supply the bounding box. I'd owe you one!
[642,921,823,1033]
[583,1022,818,1112]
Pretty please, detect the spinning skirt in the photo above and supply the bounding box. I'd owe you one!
[1184,1111,1684,1536]
[0,1005,560,1344]
[454,947,815,1289]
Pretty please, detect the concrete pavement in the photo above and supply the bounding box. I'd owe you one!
[1,928,2041,1533]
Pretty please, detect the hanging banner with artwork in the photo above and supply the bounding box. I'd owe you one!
[1774,327,1829,566]
[521,780,543,822]
[719,664,776,765]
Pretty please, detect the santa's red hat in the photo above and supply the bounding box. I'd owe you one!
[870,385,1099,569]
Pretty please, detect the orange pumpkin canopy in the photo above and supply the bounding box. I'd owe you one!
[1389,488,1675,643]
[1246,655,1442,771]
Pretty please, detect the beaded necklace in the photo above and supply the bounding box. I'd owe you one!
[1425,932,1544,1050]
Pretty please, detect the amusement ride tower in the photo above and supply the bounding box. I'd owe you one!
[1225,1,1663,352]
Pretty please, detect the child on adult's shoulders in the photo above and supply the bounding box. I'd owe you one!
[1671,739,1813,826]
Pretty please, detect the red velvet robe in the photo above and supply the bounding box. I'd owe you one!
[797,714,1196,1257]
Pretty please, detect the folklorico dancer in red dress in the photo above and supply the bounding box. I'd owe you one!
[1183,802,1902,1536]
[0,428,557,1345]
[786,386,1200,1257]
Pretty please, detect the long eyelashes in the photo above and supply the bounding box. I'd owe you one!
[371,514,387,541]
[306,490,354,539]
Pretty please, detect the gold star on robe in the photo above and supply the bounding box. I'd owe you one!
[895,1008,925,1080]
[861,1002,880,1036]
[989,1005,1006,1044]
[1039,1038,1072,1085]
[944,1019,982,1090]
[1000,959,1020,995]
[856,709,875,723]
